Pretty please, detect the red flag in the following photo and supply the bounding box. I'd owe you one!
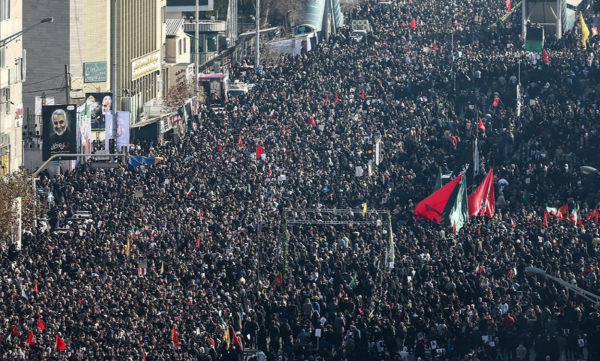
[268,165,272,177]
[195,235,201,248]
[56,335,67,351]
[308,117,317,127]
[323,95,328,105]
[37,317,45,332]
[414,174,464,223]
[171,326,180,346]
[361,91,365,100]
[450,135,458,147]
[237,136,243,147]
[12,325,18,336]
[544,211,549,228]
[231,327,243,351]
[143,352,146,361]
[256,145,265,159]
[282,127,286,135]
[543,49,550,65]
[34,280,38,294]
[592,27,599,36]
[272,271,283,290]
[478,117,486,132]
[218,144,223,153]
[335,92,339,103]
[410,19,417,30]
[506,0,511,12]
[557,203,569,220]
[492,95,500,107]
[26,331,35,346]
[467,170,495,217]
[433,42,438,54]
[477,227,481,235]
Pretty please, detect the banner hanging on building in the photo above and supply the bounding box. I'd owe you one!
[42,105,77,160]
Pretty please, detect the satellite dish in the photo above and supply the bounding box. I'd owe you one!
[580,166,599,175]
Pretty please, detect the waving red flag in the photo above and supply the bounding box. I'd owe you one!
[433,42,438,54]
[323,95,328,105]
[557,203,569,220]
[26,331,36,346]
[506,0,512,12]
[335,92,339,103]
[195,235,201,248]
[478,117,486,132]
[272,271,283,290]
[56,335,67,351]
[361,91,365,100]
[308,117,317,127]
[544,211,549,228]
[34,280,38,294]
[218,144,223,153]
[12,325,18,336]
[492,95,500,107]
[414,174,464,223]
[37,317,45,332]
[467,169,495,217]
[256,145,265,159]
[543,49,550,65]
[237,136,243,147]
[410,19,417,30]
[171,326,180,346]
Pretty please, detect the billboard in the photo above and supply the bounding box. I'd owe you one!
[42,105,77,161]
[105,111,130,151]
[131,50,161,81]
[85,93,113,130]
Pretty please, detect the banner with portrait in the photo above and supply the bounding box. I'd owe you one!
[105,111,130,151]
[42,105,77,160]
[85,92,113,131]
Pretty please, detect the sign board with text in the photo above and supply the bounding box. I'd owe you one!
[84,62,108,83]
[131,50,161,81]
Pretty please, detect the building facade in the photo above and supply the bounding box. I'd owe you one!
[22,0,166,173]
[0,0,24,175]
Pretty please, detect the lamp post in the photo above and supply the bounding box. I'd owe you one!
[525,267,600,307]
[0,17,53,47]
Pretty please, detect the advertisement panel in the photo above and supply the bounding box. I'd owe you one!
[105,111,130,151]
[42,105,77,160]
[85,93,113,131]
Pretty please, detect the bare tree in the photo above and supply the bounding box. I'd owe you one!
[0,169,41,247]
[163,80,206,114]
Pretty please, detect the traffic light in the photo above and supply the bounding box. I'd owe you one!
[109,138,116,153]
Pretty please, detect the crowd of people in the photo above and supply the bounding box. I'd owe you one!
[2,0,600,360]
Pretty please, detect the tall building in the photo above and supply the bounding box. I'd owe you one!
[22,0,166,173]
[0,0,25,175]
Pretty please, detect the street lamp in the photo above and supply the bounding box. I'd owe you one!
[0,17,54,47]
[525,267,600,307]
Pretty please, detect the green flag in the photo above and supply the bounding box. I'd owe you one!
[523,189,530,203]
[434,168,442,191]
[448,177,469,232]
[350,273,357,288]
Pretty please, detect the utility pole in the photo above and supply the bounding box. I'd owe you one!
[255,0,260,72]
[195,0,200,98]
[111,0,118,154]
[64,64,70,104]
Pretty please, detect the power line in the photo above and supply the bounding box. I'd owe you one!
[22,74,63,87]
[23,86,66,94]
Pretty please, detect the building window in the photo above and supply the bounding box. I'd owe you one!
[0,47,4,68]
[179,39,182,55]
[1,87,10,114]
[184,38,187,54]
[0,0,10,21]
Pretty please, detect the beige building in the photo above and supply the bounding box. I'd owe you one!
[0,0,25,175]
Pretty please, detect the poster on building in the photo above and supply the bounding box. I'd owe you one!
[105,111,130,151]
[77,101,92,154]
[85,93,113,131]
[42,105,77,161]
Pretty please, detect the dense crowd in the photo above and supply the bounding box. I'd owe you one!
[2,0,600,360]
